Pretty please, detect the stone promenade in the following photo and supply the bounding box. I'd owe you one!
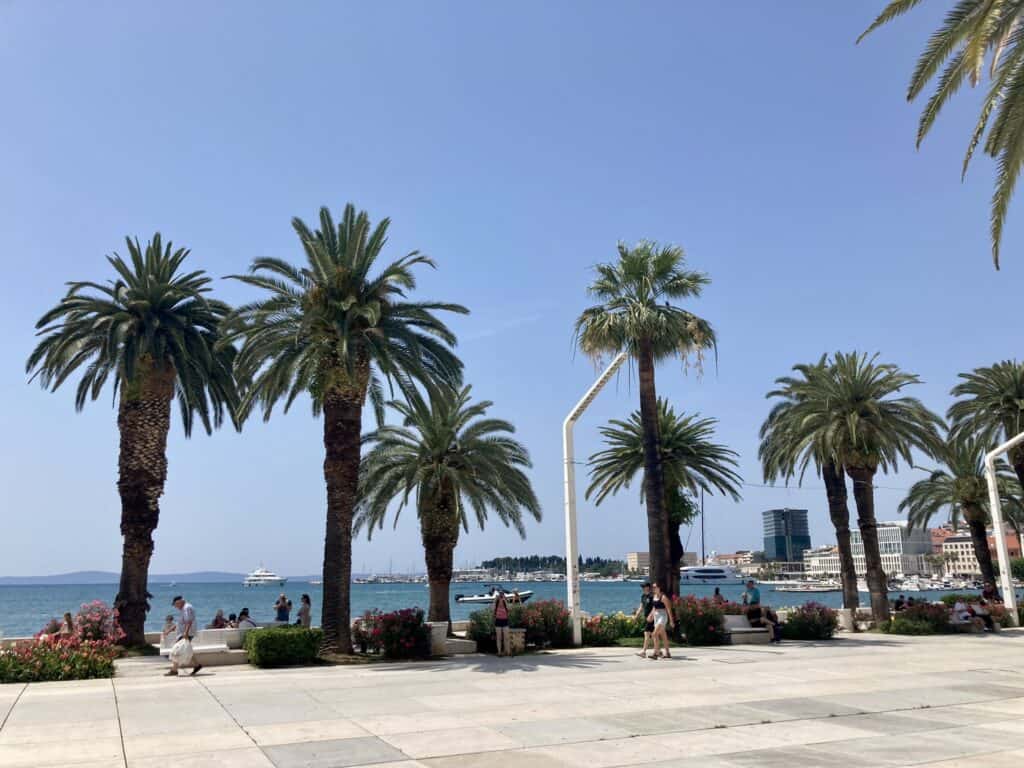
[3,631,1024,767]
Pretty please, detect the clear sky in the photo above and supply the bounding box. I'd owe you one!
[2,2,1021,577]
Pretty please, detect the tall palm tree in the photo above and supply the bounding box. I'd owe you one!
[949,361,1024,486]
[858,1,1024,269]
[899,434,1021,585]
[26,235,238,646]
[574,242,715,592]
[355,385,541,627]
[586,399,741,597]
[225,205,466,652]
[759,357,859,611]
[759,353,943,622]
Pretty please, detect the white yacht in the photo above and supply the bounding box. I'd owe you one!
[679,565,745,585]
[243,565,287,587]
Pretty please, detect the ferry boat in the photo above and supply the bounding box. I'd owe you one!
[243,565,287,587]
[775,581,842,593]
[678,565,745,585]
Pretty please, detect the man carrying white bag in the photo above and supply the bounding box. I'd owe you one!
[166,595,203,677]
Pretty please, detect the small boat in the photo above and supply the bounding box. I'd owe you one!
[243,565,288,587]
[455,585,533,604]
[308,580,322,585]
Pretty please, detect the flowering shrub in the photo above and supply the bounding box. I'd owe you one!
[378,608,430,659]
[0,635,118,683]
[352,609,384,654]
[468,599,573,651]
[781,602,838,640]
[75,600,125,643]
[582,612,639,645]
[670,596,728,646]
[517,600,573,648]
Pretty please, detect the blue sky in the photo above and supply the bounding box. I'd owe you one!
[2,2,1021,577]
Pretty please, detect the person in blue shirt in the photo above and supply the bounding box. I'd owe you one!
[742,579,761,606]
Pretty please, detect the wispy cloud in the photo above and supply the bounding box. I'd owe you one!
[461,312,544,342]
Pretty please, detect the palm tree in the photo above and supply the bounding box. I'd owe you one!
[899,434,1021,585]
[574,241,715,592]
[759,353,943,622]
[949,361,1024,487]
[759,357,860,612]
[225,205,467,652]
[858,1,1024,269]
[26,235,238,646]
[355,385,540,627]
[586,399,741,597]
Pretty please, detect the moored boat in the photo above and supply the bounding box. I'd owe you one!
[455,585,533,604]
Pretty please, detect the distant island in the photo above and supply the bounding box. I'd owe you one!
[481,555,626,577]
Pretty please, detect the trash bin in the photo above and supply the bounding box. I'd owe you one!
[509,628,526,655]
[426,622,448,656]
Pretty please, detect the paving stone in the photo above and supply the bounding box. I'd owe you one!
[0,737,124,767]
[381,726,519,759]
[262,736,409,767]
[497,717,633,747]
[123,726,253,760]
[246,718,371,746]
[130,746,274,767]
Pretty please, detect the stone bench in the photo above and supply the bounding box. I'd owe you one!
[159,627,251,656]
[723,614,771,645]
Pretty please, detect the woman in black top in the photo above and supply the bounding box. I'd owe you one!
[646,583,675,660]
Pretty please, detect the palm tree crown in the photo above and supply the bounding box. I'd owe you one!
[859,1,1024,268]
[225,204,468,419]
[585,399,742,505]
[899,434,1019,530]
[774,352,945,474]
[949,360,1024,451]
[356,385,541,537]
[26,233,238,434]
[759,355,837,483]
[574,241,714,363]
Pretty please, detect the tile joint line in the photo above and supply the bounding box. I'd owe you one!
[110,678,128,768]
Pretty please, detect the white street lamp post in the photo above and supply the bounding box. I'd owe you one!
[984,431,1023,626]
[563,352,628,646]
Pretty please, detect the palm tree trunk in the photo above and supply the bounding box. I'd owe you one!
[846,465,889,623]
[637,338,670,592]
[421,488,460,631]
[964,506,997,585]
[320,381,366,654]
[823,461,859,611]
[114,362,176,647]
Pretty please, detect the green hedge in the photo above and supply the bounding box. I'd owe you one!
[244,626,323,667]
[781,603,838,640]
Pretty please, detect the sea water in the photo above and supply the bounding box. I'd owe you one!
[2,581,1011,638]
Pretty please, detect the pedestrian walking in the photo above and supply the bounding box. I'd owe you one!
[633,582,655,658]
[647,583,674,660]
[166,595,202,677]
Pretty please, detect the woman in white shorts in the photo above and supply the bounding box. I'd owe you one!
[646,583,675,660]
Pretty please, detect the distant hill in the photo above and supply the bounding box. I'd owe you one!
[0,571,247,586]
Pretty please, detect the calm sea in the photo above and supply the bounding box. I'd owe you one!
[0,580,1009,638]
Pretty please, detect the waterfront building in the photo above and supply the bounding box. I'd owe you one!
[712,550,754,567]
[805,522,930,578]
[763,508,811,562]
[626,551,650,575]
[941,527,1023,577]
